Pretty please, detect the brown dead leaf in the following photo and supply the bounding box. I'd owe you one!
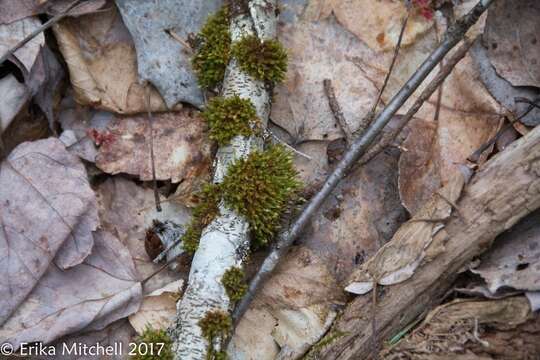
[398,53,502,214]
[484,0,540,88]
[382,297,539,360]
[95,109,212,186]
[0,230,142,350]
[305,0,433,51]
[346,170,467,295]
[0,137,99,325]
[128,280,183,334]
[0,16,44,72]
[271,15,385,142]
[96,177,191,293]
[52,3,173,114]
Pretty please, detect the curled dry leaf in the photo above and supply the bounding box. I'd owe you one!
[52,3,172,114]
[0,137,99,325]
[128,279,184,334]
[115,0,223,108]
[382,297,539,359]
[95,109,212,186]
[0,0,107,25]
[484,0,540,88]
[0,230,142,350]
[0,16,44,72]
[346,170,468,295]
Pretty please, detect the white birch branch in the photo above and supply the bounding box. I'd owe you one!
[170,2,277,359]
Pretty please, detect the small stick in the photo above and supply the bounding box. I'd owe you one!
[145,84,162,212]
[0,0,83,66]
[165,29,193,52]
[267,130,312,160]
[324,79,353,144]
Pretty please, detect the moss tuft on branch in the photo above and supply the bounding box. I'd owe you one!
[203,96,260,146]
[221,267,248,302]
[192,6,231,89]
[198,310,232,359]
[181,184,222,255]
[132,326,173,360]
[231,35,288,83]
[221,144,301,246]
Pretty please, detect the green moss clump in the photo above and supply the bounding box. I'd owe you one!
[221,267,248,302]
[199,310,232,359]
[203,96,260,146]
[231,35,288,83]
[131,326,173,360]
[192,6,231,89]
[181,183,222,255]
[221,145,301,246]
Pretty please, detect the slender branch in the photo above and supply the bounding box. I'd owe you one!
[0,0,83,66]
[232,0,494,327]
[145,84,162,212]
[359,35,476,166]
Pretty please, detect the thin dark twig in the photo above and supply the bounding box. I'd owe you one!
[232,0,493,328]
[324,79,353,144]
[0,0,83,66]
[370,14,410,116]
[359,36,476,166]
[145,84,162,212]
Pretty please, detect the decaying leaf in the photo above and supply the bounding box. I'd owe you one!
[484,0,540,88]
[95,109,212,185]
[0,16,44,72]
[0,230,142,350]
[52,3,173,114]
[0,137,99,325]
[382,297,540,360]
[128,280,183,334]
[0,0,107,25]
[0,74,29,133]
[96,177,191,293]
[470,209,540,304]
[346,170,468,295]
[115,0,223,108]
[470,40,540,127]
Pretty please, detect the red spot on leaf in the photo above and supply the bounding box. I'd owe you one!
[87,128,116,147]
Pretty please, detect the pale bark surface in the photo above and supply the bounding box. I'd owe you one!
[311,123,540,360]
[170,2,277,359]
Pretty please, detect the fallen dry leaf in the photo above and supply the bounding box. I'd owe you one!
[128,280,183,334]
[95,109,212,185]
[52,2,173,114]
[115,0,223,108]
[484,0,540,88]
[0,0,107,25]
[471,209,540,303]
[0,16,44,72]
[0,230,142,350]
[346,170,468,295]
[0,0,40,25]
[0,137,99,325]
[96,177,191,293]
[0,74,29,133]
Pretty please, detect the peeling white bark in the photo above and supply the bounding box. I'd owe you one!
[170,2,277,359]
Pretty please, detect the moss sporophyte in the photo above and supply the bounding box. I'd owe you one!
[192,6,231,89]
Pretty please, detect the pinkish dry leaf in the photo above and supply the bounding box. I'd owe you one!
[0,137,99,325]
[95,110,212,185]
[0,230,142,350]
